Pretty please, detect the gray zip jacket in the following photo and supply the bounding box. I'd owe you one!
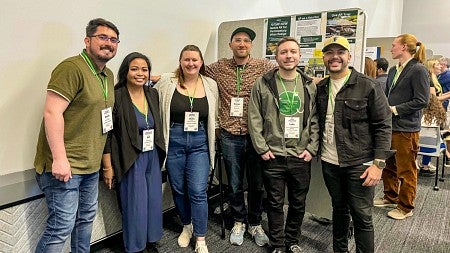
[248,68,319,157]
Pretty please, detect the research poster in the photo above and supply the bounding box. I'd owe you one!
[265,16,291,59]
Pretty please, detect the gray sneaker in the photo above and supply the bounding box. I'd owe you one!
[248,224,270,246]
[229,221,245,245]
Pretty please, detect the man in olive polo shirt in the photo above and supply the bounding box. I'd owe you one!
[34,18,119,253]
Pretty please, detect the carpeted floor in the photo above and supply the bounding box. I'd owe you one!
[93,168,450,253]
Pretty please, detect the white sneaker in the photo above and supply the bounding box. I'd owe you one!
[248,224,270,246]
[426,163,437,172]
[229,221,245,245]
[178,223,193,247]
[195,240,209,253]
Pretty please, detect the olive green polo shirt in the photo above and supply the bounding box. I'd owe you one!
[34,51,115,174]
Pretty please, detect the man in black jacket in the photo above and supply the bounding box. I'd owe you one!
[374,34,429,220]
[316,36,392,253]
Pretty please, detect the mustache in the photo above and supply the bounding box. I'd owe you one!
[100,45,114,52]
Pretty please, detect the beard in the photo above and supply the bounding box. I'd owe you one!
[87,46,115,64]
[327,60,348,74]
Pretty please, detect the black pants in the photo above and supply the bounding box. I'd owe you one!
[262,156,311,248]
[322,161,375,253]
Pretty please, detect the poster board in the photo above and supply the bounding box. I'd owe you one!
[218,8,366,78]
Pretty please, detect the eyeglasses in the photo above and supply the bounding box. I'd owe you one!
[233,38,252,44]
[89,34,120,44]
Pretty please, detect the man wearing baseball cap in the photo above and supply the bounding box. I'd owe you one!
[316,36,392,253]
[205,27,276,247]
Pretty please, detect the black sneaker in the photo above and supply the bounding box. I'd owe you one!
[419,168,435,177]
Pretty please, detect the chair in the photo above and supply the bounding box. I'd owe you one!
[418,125,444,190]
[207,139,226,239]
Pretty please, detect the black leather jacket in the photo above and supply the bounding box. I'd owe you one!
[316,68,392,166]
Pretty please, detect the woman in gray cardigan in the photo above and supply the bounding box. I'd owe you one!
[155,45,218,253]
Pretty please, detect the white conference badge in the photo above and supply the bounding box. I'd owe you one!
[284,117,300,138]
[184,111,199,131]
[101,107,113,134]
[230,97,244,117]
[142,129,154,151]
[325,122,334,145]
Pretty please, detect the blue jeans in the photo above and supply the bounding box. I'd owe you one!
[35,171,99,253]
[166,123,210,237]
[220,129,264,225]
[322,161,374,253]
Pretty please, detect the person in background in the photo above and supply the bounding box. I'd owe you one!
[316,36,392,253]
[417,59,450,175]
[205,27,275,247]
[155,45,219,253]
[33,18,119,253]
[438,57,450,109]
[374,34,429,220]
[102,52,165,252]
[416,94,447,177]
[364,57,377,78]
[374,57,389,91]
[437,57,450,166]
[248,36,319,253]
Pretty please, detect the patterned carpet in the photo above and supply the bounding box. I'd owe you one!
[94,167,450,253]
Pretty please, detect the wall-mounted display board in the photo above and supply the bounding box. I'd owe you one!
[218,8,366,78]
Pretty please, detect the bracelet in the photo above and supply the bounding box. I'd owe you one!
[102,168,112,171]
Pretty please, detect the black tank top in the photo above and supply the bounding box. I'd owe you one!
[170,89,209,124]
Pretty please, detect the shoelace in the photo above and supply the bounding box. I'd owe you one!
[290,245,303,253]
[254,225,265,235]
[196,244,208,253]
[231,224,244,233]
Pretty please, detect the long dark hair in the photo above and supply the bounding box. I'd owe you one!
[116,52,151,89]
[174,45,206,88]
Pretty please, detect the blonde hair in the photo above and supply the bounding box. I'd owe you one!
[426,59,442,94]
[396,34,426,64]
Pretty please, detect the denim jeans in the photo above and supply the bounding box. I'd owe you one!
[220,129,264,225]
[166,123,210,237]
[35,171,99,253]
[321,161,374,253]
[262,156,311,248]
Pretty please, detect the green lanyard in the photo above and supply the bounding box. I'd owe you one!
[277,72,299,109]
[236,65,245,95]
[80,50,108,104]
[328,70,351,112]
[133,98,149,129]
[184,77,198,112]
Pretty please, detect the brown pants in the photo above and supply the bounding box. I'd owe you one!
[382,131,419,213]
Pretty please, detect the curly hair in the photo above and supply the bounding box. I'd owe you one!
[423,94,447,128]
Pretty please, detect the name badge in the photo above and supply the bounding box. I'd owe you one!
[325,121,334,145]
[101,107,113,134]
[142,129,154,152]
[184,111,199,131]
[284,117,300,138]
[230,97,244,117]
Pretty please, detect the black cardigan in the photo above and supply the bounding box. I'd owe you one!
[104,85,166,182]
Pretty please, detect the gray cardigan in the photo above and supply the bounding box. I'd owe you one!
[155,73,219,169]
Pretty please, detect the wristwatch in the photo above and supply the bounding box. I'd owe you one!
[373,159,386,169]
